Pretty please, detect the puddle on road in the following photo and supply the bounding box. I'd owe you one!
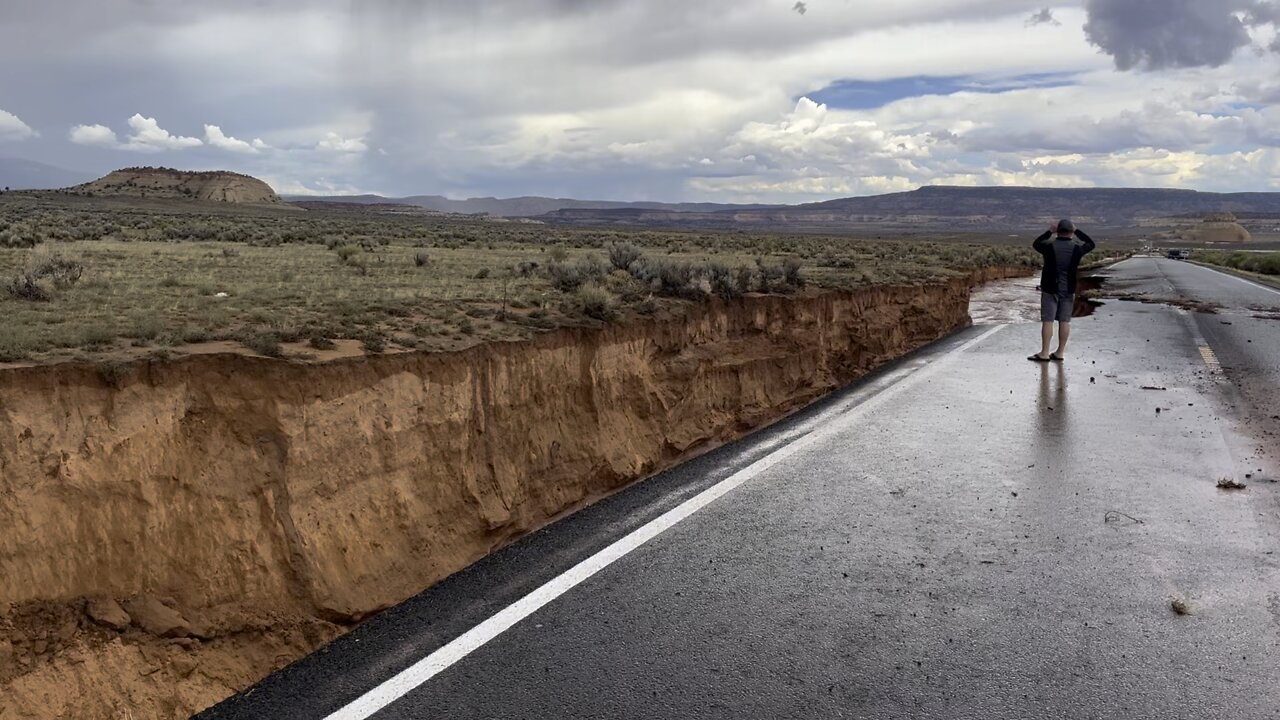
[969,275,1105,325]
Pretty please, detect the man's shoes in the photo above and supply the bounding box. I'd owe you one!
[1028,354,1051,362]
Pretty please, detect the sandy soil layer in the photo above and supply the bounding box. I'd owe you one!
[0,268,1025,719]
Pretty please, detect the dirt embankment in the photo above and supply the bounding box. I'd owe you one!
[0,267,1026,719]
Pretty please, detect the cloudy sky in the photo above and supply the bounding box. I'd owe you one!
[1,0,1278,202]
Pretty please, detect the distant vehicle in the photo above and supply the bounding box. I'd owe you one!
[1166,249,1191,260]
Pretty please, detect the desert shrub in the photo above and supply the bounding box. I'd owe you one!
[474,267,491,279]
[705,261,738,298]
[78,326,115,349]
[0,222,39,248]
[575,283,614,320]
[240,331,282,357]
[130,316,164,341]
[180,327,211,344]
[548,245,570,262]
[6,275,52,301]
[821,255,858,269]
[1256,253,1280,275]
[547,256,607,292]
[27,249,84,290]
[516,260,540,277]
[5,248,84,301]
[222,247,240,258]
[608,242,643,271]
[759,263,784,291]
[783,258,805,288]
[632,257,698,297]
[0,335,30,362]
[736,266,756,295]
[345,256,369,275]
[333,244,360,262]
[309,333,336,350]
[414,252,432,268]
[361,333,386,353]
[1197,250,1280,276]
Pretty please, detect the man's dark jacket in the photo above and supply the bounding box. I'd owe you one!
[1033,230,1095,296]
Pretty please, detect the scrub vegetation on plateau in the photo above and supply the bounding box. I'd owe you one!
[0,193,1121,365]
[1193,250,1280,277]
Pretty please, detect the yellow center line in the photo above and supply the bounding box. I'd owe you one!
[1199,344,1221,373]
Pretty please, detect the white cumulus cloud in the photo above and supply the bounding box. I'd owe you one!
[69,123,119,147]
[204,124,264,153]
[70,114,203,152]
[316,132,367,153]
[0,109,37,141]
[122,114,202,151]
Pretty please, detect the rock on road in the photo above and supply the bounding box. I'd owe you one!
[201,257,1280,720]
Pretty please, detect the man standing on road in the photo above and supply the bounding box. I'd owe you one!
[1030,219,1095,362]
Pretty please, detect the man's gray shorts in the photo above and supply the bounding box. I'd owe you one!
[1041,292,1074,323]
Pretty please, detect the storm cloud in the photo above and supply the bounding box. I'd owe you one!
[1084,0,1280,71]
[3,1,1280,199]
[1026,8,1059,26]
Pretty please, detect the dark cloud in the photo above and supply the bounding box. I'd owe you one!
[1025,8,1059,26]
[1084,0,1280,71]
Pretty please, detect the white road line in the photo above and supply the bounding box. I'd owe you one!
[1223,272,1280,297]
[323,324,1008,720]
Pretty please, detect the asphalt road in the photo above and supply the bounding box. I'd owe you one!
[202,258,1280,720]
[1100,257,1280,477]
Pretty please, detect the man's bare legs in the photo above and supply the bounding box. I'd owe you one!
[1038,321,1054,359]
[1054,322,1071,358]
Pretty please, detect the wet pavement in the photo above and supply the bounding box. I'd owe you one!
[1099,257,1280,476]
[203,258,1280,720]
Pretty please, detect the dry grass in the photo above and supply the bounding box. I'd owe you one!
[0,192,1127,364]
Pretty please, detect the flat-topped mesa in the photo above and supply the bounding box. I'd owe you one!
[68,167,283,204]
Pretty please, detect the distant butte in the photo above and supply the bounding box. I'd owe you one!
[68,167,283,204]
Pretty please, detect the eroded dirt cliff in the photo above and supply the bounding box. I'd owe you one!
[0,268,1024,719]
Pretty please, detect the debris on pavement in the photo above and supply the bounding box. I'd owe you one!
[1217,478,1247,490]
[1104,510,1144,526]
[1171,598,1191,616]
[1141,386,1167,391]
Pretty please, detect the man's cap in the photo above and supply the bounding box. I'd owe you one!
[1057,218,1076,234]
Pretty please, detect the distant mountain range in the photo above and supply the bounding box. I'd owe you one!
[293,185,1280,231]
[540,186,1280,230]
[16,164,1280,233]
[285,193,774,217]
[0,158,95,191]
